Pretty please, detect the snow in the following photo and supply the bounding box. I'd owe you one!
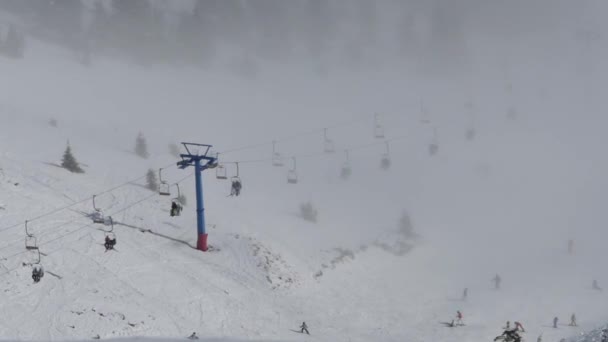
[1,33,608,342]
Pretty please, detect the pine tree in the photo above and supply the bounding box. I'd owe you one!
[61,142,84,173]
[398,211,416,238]
[135,132,149,159]
[146,168,158,192]
[3,24,25,58]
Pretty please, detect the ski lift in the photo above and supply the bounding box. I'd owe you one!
[272,141,284,167]
[323,128,335,153]
[420,100,431,124]
[465,101,476,141]
[104,216,117,251]
[287,157,298,184]
[215,153,228,180]
[159,168,171,196]
[92,195,106,224]
[32,263,44,283]
[374,113,385,139]
[25,220,38,251]
[380,141,391,170]
[230,162,242,197]
[429,127,439,156]
[340,150,352,180]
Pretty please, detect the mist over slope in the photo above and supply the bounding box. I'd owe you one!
[1,1,608,341]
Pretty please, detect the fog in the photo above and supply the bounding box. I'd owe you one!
[1,0,608,340]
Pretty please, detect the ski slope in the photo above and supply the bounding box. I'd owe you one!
[1,37,608,342]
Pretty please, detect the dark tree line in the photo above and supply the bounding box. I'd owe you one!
[0,0,471,71]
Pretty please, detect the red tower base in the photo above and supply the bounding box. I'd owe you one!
[197,233,208,251]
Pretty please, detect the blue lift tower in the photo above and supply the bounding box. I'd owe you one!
[177,143,217,251]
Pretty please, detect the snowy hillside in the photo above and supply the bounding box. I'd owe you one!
[2,10,608,342]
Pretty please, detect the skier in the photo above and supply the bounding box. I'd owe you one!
[456,310,464,326]
[32,266,43,283]
[503,321,511,330]
[553,316,559,328]
[495,328,521,342]
[300,322,309,335]
[514,321,525,333]
[104,235,116,251]
[230,178,242,197]
[593,279,602,291]
[537,333,542,342]
[462,288,468,301]
[569,313,577,327]
[188,332,198,340]
[171,201,178,217]
[493,274,502,290]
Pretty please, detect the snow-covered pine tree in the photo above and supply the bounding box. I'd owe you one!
[146,168,158,192]
[398,210,416,238]
[135,132,149,159]
[61,141,84,173]
[3,24,25,58]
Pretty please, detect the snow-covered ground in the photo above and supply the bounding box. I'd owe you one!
[1,35,608,342]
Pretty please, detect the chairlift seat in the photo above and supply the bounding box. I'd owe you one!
[272,153,284,167]
[216,165,228,180]
[287,171,298,184]
[374,125,385,139]
[324,140,335,153]
[159,182,171,196]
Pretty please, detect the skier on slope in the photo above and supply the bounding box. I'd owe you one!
[495,328,522,342]
[553,316,559,328]
[456,310,464,325]
[300,322,309,335]
[514,321,525,332]
[503,321,511,330]
[569,313,577,326]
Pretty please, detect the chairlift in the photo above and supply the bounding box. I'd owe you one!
[215,153,228,180]
[92,195,106,224]
[340,150,352,180]
[380,142,391,170]
[158,168,171,196]
[25,220,38,251]
[420,101,431,124]
[32,263,44,283]
[104,216,117,251]
[429,128,439,156]
[374,113,385,139]
[230,162,242,197]
[465,102,476,141]
[272,141,284,167]
[323,128,335,153]
[287,157,298,184]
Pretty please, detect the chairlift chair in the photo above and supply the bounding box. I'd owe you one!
[287,157,298,184]
[272,141,284,167]
[340,150,351,180]
[374,114,385,139]
[420,101,431,124]
[216,164,228,180]
[429,128,439,156]
[323,128,335,153]
[230,163,243,196]
[92,195,106,224]
[380,142,391,170]
[104,217,117,251]
[25,220,38,251]
[158,169,171,196]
